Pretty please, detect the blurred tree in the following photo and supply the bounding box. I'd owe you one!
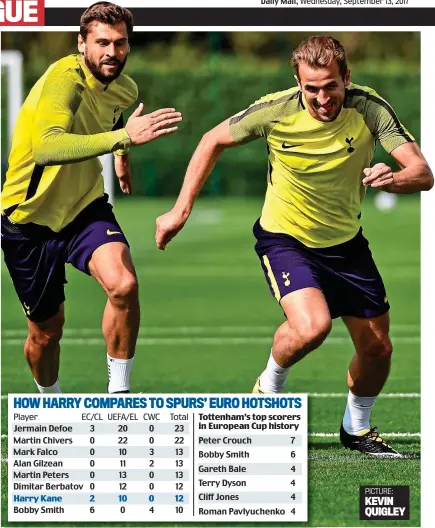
[2,31,420,71]
[2,32,420,197]
[2,32,76,72]
[229,31,420,65]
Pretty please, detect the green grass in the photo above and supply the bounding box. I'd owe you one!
[1,196,420,527]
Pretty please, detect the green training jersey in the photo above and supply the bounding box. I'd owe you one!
[1,54,137,232]
[229,83,414,248]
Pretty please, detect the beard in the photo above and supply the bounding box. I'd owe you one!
[83,52,128,84]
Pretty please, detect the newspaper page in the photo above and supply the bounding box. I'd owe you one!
[1,1,434,526]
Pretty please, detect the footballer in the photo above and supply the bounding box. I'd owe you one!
[1,2,182,394]
[155,36,433,457]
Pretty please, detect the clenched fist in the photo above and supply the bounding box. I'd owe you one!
[362,163,394,189]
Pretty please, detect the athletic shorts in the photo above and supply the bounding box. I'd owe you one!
[1,194,129,323]
[253,219,389,320]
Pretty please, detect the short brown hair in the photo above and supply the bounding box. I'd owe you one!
[291,36,348,79]
[80,2,134,41]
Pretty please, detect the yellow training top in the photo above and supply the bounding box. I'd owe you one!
[229,83,414,248]
[1,54,137,232]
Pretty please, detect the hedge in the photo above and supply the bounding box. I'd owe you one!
[2,59,420,197]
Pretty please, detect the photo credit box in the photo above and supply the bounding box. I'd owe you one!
[360,486,410,521]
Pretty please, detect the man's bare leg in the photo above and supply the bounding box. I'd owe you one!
[338,312,402,456]
[341,313,392,434]
[25,305,64,392]
[258,288,332,393]
[88,242,140,393]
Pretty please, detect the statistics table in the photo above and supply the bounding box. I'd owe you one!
[8,394,307,522]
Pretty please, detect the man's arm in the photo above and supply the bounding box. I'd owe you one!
[112,113,132,195]
[32,74,181,166]
[155,118,238,250]
[362,142,434,193]
[114,152,132,195]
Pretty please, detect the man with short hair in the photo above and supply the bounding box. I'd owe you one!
[1,1,182,394]
[155,36,433,457]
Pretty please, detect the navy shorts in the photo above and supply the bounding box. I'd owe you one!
[253,219,389,320]
[1,195,129,323]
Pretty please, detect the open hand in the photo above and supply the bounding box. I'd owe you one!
[125,104,182,146]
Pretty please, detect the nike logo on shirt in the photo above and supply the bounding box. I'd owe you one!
[282,142,303,149]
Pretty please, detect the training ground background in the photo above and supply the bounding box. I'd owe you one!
[1,196,420,527]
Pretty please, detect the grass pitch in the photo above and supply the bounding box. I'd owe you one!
[1,196,420,527]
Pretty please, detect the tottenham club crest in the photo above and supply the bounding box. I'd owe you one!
[345,135,355,153]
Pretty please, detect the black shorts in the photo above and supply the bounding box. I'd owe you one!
[253,219,390,320]
[2,195,129,323]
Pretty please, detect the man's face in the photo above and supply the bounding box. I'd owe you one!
[297,60,350,122]
[78,22,129,84]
